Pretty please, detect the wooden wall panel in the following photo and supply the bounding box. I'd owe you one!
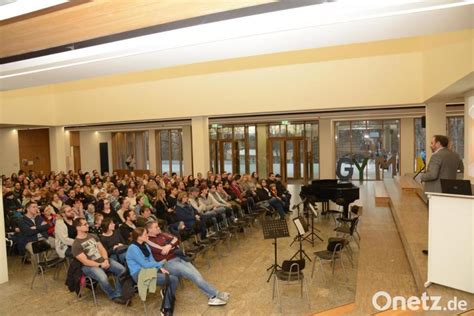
[18,128,51,173]
[69,131,80,146]
[1,0,274,58]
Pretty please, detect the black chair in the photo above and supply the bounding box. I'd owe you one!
[78,275,99,306]
[335,216,360,248]
[272,259,310,312]
[29,240,67,289]
[311,238,348,282]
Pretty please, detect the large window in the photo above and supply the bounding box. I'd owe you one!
[414,117,426,171]
[335,120,400,180]
[209,125,257,174]
[267,122,319,181]
[157,129,183,176]
[447,116,464,159]
[112,131,149,170]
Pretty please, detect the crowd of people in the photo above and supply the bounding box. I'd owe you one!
[2,169,292,315]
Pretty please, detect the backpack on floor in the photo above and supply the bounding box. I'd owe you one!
[120,274,136,302]
[160,273,176,313]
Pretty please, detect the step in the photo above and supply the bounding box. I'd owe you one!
[374,309,418,315]
[394,175,422,192]
[311,303,356,316]
[374,181,390,206]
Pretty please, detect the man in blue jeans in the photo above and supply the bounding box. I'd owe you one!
[72,217,127,304]
[146,221,230,306]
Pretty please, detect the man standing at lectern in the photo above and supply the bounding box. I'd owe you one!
[421,134,463,255]
[421,135,463,193]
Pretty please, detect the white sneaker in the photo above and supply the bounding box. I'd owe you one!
[217,291,230,301]
[208,296,227,306]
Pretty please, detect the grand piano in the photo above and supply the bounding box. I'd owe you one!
[300,179,359,218]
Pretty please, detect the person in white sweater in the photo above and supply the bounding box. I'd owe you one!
[55,205,77,258]
[198,185,229,228]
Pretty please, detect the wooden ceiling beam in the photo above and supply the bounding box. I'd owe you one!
[1,0,275,58]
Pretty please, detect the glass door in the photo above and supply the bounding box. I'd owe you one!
[270,140,282,176]
[268,138,307,182]
[285,139,307,181]
[219,141,234,174]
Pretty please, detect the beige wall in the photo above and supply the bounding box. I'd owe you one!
[79,131,113,173]
[400,118,415,176]
[423,29,474,100]
[48,52,422,125]
[1,86,55,125]
[0,128,20,175]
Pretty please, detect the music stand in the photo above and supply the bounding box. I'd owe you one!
[290,216,312,261]
[262,219,290,282]
[289,201,306,247]
[302,201,324,245]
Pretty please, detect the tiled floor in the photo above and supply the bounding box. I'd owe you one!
[0,185,359,315]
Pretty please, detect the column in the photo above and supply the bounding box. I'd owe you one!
[425,103,446,163]
[64,130,72,171]
[0,128,19,175]
[465,90,474,181]
[49,126,67,172]
[0,182,8,284]
[148,130,157,173]
[191,117,210,176]
[182,126,193,176]
[257,124,267,178]
[319,118,336,179]
[400,118,415,176]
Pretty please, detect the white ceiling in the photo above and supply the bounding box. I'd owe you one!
[1,0,473,91]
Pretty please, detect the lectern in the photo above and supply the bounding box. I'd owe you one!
[425,192,474,293]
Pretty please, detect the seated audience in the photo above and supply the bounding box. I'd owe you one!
[119,210,137,243]
[146,221,229,306]
[256,179,286,219]
[188,187,218,235]
[100,198,122,225]
[72,217,127,305]
[89,213,104,235]
[99,217,127,264]
[18,201,55,256]
[49,193,63,213]
[85,203,95,227]
[155,189,176,227]
[198,185,229,228]
[125,188,137,210]
[42,205,57,237]
[136,206,158,228]
[125,227,178,316]
[177,191,207,240]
